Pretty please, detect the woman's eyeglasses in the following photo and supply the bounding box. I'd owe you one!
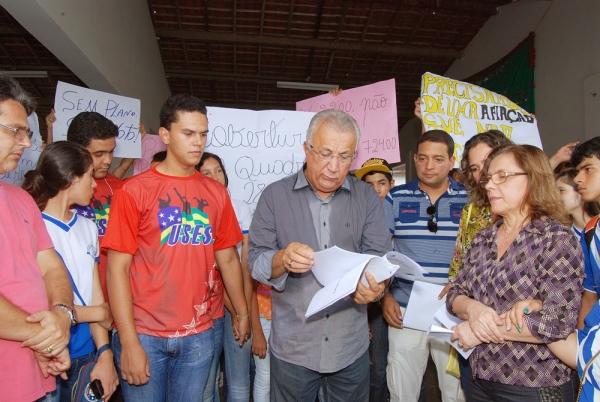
[427,205,437,233]
[479,171,528,187]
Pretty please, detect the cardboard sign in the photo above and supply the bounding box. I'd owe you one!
[296,79,400,169]
[54,81,142,158]
[421,72,542,164]
[133,134,167,175]
[205,107,315,211]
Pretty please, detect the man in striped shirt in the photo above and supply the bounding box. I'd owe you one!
[382,130,467,402]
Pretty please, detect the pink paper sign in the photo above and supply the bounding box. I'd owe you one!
[133,134,167,175]
[296,79,400,169]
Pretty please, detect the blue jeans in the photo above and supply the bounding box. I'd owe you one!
[467,376,576,402]
[35,389,60,402]
[223,309,252,402]
[56,351,95,402]
[270,349,370,402]
[367,303,389,402]
[203,316,224,402]
[113,328,214,402]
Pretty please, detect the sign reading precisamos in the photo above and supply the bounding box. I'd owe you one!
[421,72,542,164]
[205,107,315,211]
[296,79,400,169]
[0,112,42,186]
[53,81,142,158]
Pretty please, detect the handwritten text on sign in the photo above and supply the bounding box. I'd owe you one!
[421,72,542,164]
[53,81,142,158]
[296,79,400,169]
[205,107,315,211]
[0,113,42,186]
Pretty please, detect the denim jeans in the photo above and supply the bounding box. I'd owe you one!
[368,303,389,402]
[203,316,224,402]
[270,349,370,402]
[223,309,252,402]
[56,351,95,402]
[253,317,271,402]
[35,388,60,402]
[113,328,214,402]
[467,376,576,402]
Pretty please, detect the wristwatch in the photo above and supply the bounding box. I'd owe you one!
[52,304,78,326]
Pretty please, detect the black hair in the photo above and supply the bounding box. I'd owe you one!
[417,130,454,159]
[22,141,93,211]
[196,152,229,187]
[159,94,207,130]
[571,137,600,168]
[0,72,36,115]
[152,150,167,163]
[66,111,118,148]
[362,170,393,183]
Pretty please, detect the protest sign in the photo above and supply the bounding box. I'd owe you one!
[296,79,400,169]
[133,134,167,175]
[0,112,43,186]
[421,72,542,164]
[53,81,142,158]
[205,107,314,211]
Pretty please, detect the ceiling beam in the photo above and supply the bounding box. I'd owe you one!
[156,29,463,59]
[165,68,421,90]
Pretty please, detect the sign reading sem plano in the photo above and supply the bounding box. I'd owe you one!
[421,72,542,164]
[205,107,315,211]
[53,81,142,158]
[296,79,400,169]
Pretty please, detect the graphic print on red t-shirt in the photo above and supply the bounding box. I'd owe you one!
[157,187,215,247]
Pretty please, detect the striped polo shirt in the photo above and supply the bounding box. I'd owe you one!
[389,177,468,307]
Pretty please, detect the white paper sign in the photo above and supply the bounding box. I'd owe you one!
[53,81,142,158]
[421,72,542,166]
[0,113,43,186]
[402,281,446,332]
[205,107,315,211]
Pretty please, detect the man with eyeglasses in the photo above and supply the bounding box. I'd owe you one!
[0,73,75,401]
[249,109,392,402]
[383,130,468,402]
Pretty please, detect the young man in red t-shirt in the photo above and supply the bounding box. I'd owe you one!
[104,94,250,401]
[68,112,123,302]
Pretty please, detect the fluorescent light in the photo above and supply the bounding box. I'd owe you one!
[277,81,339,91]
[5,70,48,78]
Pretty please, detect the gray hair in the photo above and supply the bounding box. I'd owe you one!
[306,109,361,151]
[0,72,37,115]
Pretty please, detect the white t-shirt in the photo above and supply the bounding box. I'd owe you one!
[42,211,99,306]
[231,198,252,257]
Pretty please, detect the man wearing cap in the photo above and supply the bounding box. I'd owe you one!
[249,109,392,402]
[355,157,395,402]
[383,130,468,402]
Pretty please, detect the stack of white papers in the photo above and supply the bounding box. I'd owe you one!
[305,247,426,317]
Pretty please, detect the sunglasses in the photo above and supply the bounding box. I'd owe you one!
[427,205,437,233]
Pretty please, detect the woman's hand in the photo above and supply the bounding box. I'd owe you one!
[252,326,267,359]
[500,299,542,333]
[450,321,482,351]
[466,301,505,344]
[90,350,119,401]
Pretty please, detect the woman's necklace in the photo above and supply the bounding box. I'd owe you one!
[500,218,530,242]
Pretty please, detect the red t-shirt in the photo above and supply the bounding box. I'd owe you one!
[102,167,242,337]
[73,173,122,302]
[0,182,56,401]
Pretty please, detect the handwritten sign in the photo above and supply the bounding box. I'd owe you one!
[53,81,142,158]
[421,72,542,164]
[205,107,315,211]
[296,79,400,169]
[0,113,43,186]
[133,134,167,175]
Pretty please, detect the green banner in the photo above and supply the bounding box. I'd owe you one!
[465,33,535,112]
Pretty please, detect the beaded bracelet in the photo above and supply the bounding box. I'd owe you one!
[236,313,250,319]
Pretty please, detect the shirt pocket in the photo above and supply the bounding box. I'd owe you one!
[397,202,421,223]
[449,203,464,225]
